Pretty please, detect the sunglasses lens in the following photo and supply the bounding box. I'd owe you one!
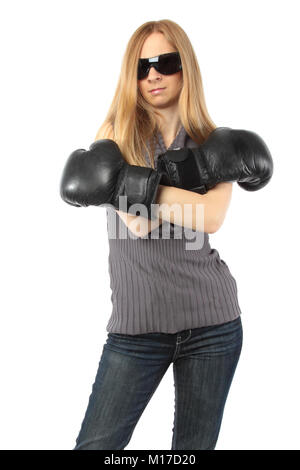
[138,62,149,80]
[159,53,181,75]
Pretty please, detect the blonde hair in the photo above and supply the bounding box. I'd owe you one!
[95,19,217,168]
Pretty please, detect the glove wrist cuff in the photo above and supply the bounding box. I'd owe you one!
[113,165,162,220]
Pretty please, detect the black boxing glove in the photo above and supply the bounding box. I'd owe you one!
[156,127,274,194]
[60,139,162,220]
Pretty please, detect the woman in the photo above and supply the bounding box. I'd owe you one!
[62,19,265,450]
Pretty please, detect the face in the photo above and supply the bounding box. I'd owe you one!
[137,32,183,109]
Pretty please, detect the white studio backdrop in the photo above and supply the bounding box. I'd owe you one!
[0,0,299,450]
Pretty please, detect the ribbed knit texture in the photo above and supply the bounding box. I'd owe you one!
[105,125,242,334]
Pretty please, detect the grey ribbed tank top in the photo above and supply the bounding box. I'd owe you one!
[105,125,242,334]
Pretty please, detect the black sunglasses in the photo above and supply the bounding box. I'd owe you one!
[137,52,182,80]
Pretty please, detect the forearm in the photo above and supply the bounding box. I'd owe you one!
[116,209,163,237]
[155,185,218,233]
[117,182,231,236]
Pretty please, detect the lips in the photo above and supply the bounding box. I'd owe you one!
[149,87,165,92]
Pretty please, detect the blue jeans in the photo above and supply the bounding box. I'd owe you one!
[73,316,243,450]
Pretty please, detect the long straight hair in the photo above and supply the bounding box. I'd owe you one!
[95,19,217,168]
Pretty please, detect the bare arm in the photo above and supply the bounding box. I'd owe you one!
[116,209,163,238]
[155,182,233,233]
[117,182,233,237]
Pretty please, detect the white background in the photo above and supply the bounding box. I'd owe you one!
[0,0,299,450]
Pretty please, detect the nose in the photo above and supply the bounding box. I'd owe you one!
[147,65,162,80]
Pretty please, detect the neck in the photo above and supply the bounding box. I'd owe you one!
[155,104,181,141]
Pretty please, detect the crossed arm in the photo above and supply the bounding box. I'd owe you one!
[116,181,233,237]
[95,126,233,237]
